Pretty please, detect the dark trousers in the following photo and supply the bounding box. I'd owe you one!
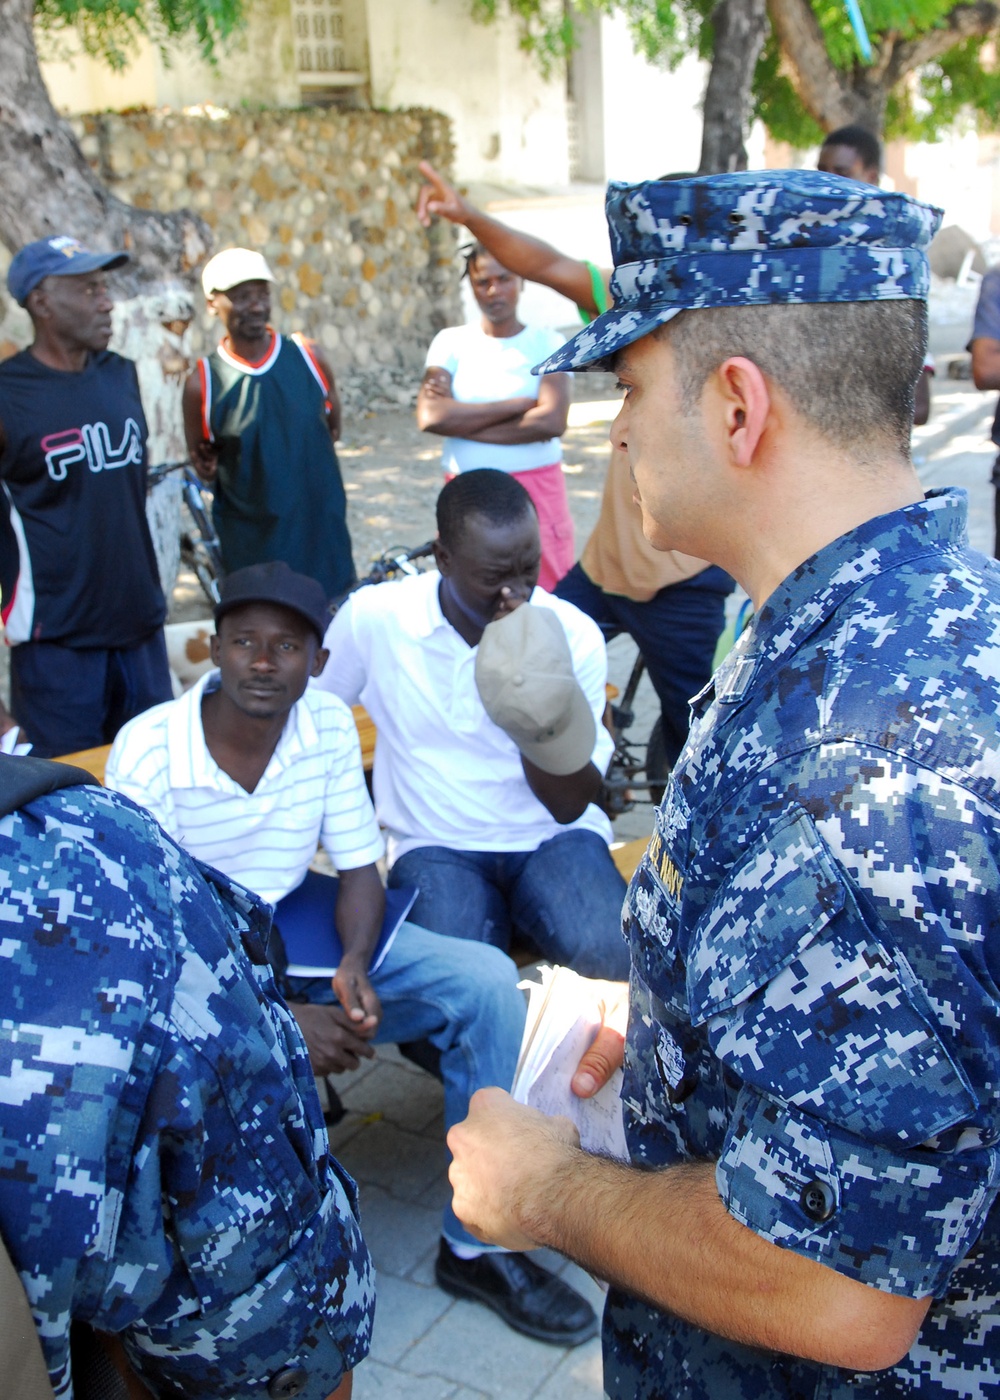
[10,630,172,757]
[555,562,735,769]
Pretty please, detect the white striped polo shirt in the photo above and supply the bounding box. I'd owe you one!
[105,671,384,907]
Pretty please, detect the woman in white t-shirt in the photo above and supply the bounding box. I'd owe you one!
[416,244,573,589]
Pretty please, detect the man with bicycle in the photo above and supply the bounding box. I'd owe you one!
[182,247,356,602]
[0,236,171,756]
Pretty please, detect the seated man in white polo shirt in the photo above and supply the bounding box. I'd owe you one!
[314,469,629,980]
[105,560,597,1349]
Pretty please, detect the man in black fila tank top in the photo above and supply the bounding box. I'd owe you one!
[0,236,171,757]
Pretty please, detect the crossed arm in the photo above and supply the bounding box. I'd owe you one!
[416,366,570,444]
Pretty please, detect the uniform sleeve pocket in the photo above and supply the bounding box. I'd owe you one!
[688,806,979,1149]
[716,1085,999,1295]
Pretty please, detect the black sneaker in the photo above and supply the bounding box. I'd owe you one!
[434,1238,598,1346]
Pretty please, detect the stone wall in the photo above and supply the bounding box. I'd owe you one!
[2,105,463,414]
[0,105,462,598]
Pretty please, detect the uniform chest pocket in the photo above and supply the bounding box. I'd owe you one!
[687,807,978,1149]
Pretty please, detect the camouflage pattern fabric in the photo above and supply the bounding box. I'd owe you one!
[536,170,943,376]
[0,783,375,1398]
[606,488,1000,1398]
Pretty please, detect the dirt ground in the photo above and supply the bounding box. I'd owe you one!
[170,377,623,621]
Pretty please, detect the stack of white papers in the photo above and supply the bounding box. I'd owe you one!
[511,965,629,1160]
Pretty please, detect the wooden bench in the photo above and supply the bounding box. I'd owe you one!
[610,836,649,882]
[58,704,378,783]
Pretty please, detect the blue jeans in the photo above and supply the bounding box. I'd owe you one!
[281,883,526,1252]
[555,562,735,769]
[388,829,630,981]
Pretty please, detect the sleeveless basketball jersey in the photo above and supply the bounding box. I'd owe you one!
[0,350,165,647]
[197,333,355,600]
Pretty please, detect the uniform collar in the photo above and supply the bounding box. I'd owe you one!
[709,488,969,709]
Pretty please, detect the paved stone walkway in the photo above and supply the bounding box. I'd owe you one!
[327,1047,607,1400]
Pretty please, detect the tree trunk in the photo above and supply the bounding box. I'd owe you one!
[0,0,211,290]
[0,0,215,599]
[699,0,770,173]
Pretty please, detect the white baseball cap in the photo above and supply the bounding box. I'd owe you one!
[475,605,596,776]
[201,248,277,297]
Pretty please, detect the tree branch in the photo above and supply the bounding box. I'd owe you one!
[883,1,1000,88]
[766,0,857,129]
[768,0,1000,135]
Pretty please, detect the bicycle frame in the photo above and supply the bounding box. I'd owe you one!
[600,650,668,817]
[147,461,223,605]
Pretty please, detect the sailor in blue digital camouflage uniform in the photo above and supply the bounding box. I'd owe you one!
[445,168,1000,1399]
[0,753,374,1398]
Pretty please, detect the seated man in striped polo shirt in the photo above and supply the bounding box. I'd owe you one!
[105,560,598,1349]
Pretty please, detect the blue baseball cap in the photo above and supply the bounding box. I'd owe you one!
[537,170,943,374]
[7,235,129,306]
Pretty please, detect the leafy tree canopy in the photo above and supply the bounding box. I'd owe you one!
[35,0,245,70]
[471,0,1000,144]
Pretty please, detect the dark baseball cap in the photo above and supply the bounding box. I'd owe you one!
[214,562,330,644]
[7,235,129,306]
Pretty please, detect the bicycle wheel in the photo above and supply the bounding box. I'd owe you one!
[645,717,671,806]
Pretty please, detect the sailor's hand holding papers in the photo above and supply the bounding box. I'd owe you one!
[447,973,628,1249]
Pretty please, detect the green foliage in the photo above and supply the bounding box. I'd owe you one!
[893,36,1000,141]
[468,0,584,74]
[475,0,1000,144]
[469,0,712,74]
[749,1,1000,147]
[35,0,245,69]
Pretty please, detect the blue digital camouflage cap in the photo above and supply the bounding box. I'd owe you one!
[537,169,943,373]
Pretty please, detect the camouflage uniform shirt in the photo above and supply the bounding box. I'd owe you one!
[0,781,375,1398]
[607,488,1000,1398]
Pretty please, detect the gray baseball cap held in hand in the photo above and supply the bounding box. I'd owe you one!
[475,605,596,776]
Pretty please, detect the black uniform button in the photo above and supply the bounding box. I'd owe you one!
[800,1179,836,1223]
[268,1368,308,1399]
